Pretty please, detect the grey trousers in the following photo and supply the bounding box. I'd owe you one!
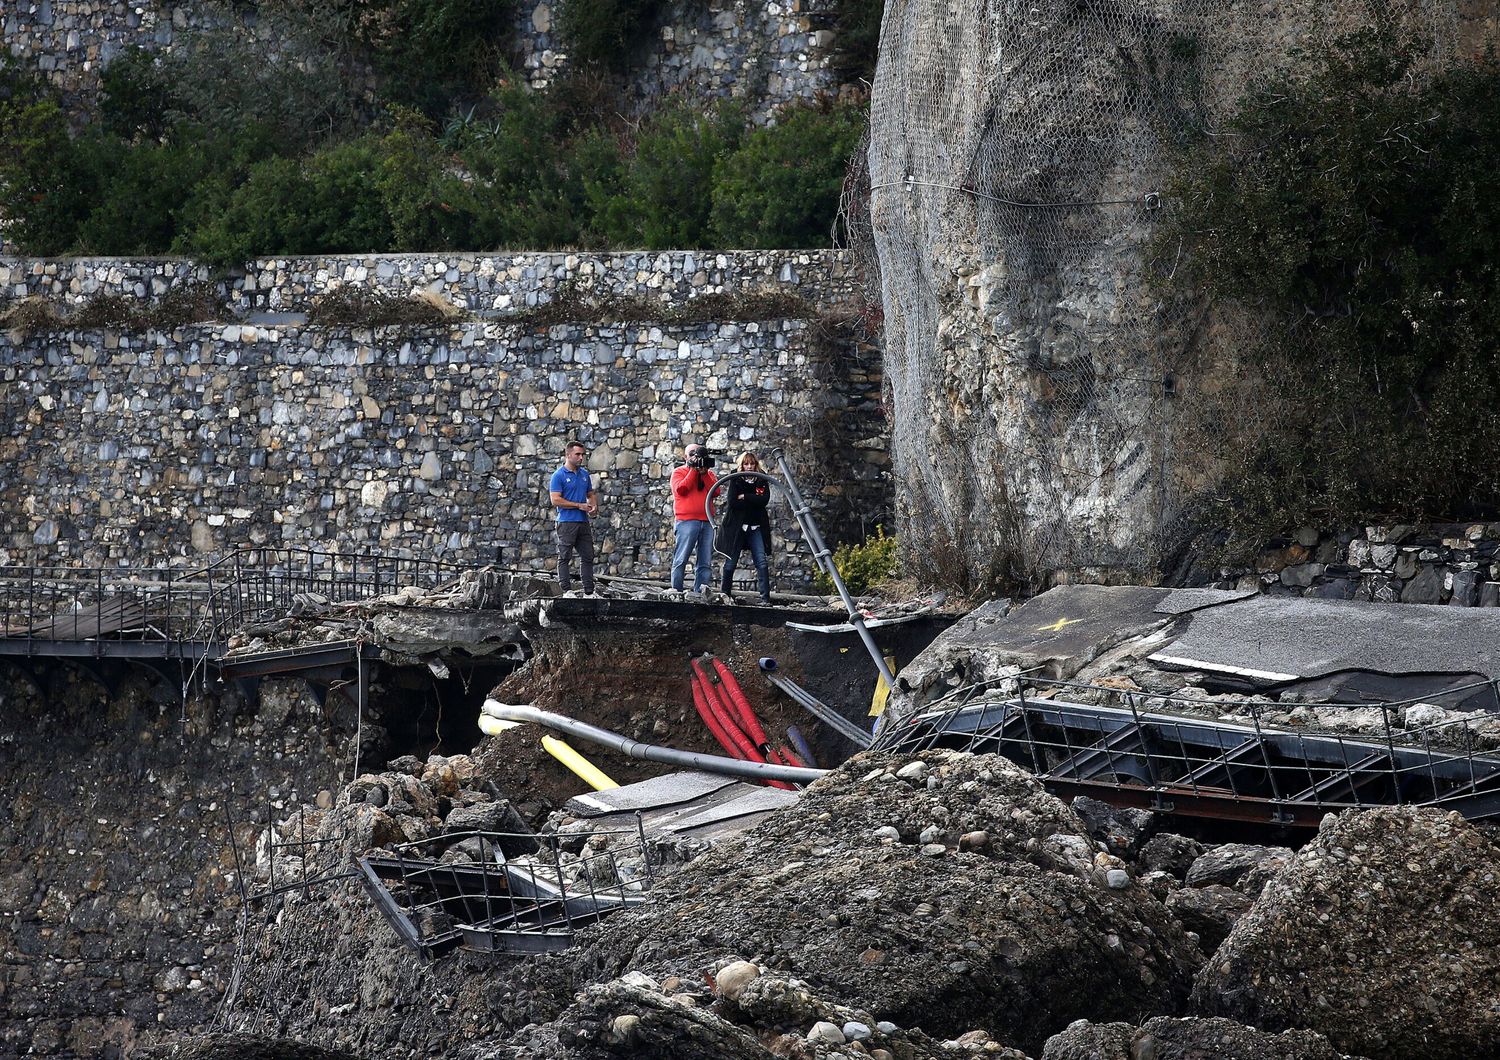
[555,520,595,592]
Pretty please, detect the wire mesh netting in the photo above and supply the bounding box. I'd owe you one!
[860,0,1462,590]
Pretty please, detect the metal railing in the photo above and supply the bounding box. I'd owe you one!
[0,547,466,658]
[0,561,217,655]
[876,676,1500,826]
[358,825,655,957]
[197,547,466,645]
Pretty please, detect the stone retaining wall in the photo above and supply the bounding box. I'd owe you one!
[4,0,847,121]
[1,252,888,581]
[1235,525,1500,607]
[516,0,850,117]
[1,249,858,316]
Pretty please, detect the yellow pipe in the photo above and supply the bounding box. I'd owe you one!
[478,714,521,736]
[542,734,619,791]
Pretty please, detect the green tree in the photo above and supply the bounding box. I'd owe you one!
[710,104,864,248]
[0,65,94,254]
[1161,30,1500,542]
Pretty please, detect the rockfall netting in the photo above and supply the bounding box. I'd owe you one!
[862,0,1461,591]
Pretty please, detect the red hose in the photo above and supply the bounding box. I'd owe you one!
[691,662,762,763]
[775,745,806,768]
[690,670,748,761]
[692,660,793,789]
[709,656,771,749]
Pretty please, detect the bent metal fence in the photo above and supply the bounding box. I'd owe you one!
[358,827,655,957]
[0,548,465,659]
[875,677,1500,827]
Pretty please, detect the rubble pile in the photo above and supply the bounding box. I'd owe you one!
[1042,1016,1363,1060]
[529,751,1203,1056]
[152,732,1500,1060]
[1193,807,1500,1059]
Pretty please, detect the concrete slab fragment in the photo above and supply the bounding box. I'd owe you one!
[937,585,1173,675]
[1153,596,1500,686]
[565,772,798,843]
[566,771,736,818]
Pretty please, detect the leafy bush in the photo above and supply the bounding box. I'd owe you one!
[1160,31,1500,547]
[814,525,901,595]
[0,64,95,255]
[710,104,865,248]
[591,100,744,248]
[181,139,394,263]
[556,0,668,72]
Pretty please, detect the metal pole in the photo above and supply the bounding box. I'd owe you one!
[770,447,896,689]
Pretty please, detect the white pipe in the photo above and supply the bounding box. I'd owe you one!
[480,700,828,785]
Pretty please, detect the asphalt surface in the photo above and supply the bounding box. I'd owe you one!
[1153,594,1500,683]
[941,585,1175,677]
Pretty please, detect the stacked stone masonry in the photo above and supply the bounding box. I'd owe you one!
[1239,525,1500,607]
[1,250,860,316]
[1,251,891,582]
[4,0,847,122]
[517,0,851,118]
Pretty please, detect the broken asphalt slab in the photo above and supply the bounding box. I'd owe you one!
[1152,594,1500,694]
[891,585,1500,722]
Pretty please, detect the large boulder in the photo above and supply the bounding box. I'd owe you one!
[1183,843,1292,895]
[570,751,1203,1055]
[1165,884,1252,953]
[1192,807,1500,1059]
[1043,1016,1363,1060]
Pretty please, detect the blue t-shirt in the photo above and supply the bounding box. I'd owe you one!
[550,465,592,522]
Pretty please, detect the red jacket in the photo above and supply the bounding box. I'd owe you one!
[671,465,717,522]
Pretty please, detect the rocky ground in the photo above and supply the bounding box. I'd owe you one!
[143,738,1500,1060]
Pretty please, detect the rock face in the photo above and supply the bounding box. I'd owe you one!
[567,751,1203,1055]
[866,0,1475,587]
[1192,807,1500,1059]
[0,666,357,1058]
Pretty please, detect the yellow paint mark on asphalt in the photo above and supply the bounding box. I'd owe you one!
[1036,616,1081,633]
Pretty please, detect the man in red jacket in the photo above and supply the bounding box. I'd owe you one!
[670,443,718,594]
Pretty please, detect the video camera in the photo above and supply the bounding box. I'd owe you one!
[688,448,720,471]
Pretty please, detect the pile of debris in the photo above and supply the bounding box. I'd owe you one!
[179,728,1500,1060]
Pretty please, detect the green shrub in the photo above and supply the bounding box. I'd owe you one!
[593,101,745,248]
[556,0,668,72]
[814,525,901,596]
[76,137,219,255]
[181,139,394,263]
[1159,31,1500,546]
[710,104,865,248]
[0,65,95,255]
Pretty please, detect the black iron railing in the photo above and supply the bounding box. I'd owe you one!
[359,826,655,957]
[877,677,1500,826]
[0,548,467,658]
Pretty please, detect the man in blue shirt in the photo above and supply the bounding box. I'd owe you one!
[548,441,598,596]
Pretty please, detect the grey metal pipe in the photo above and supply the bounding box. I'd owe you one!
[770,448,898,689]
[480,700,829,785]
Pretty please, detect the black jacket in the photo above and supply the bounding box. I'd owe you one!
[719,473,772,557]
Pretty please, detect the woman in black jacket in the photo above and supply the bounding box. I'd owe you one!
[719,450,773,603]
